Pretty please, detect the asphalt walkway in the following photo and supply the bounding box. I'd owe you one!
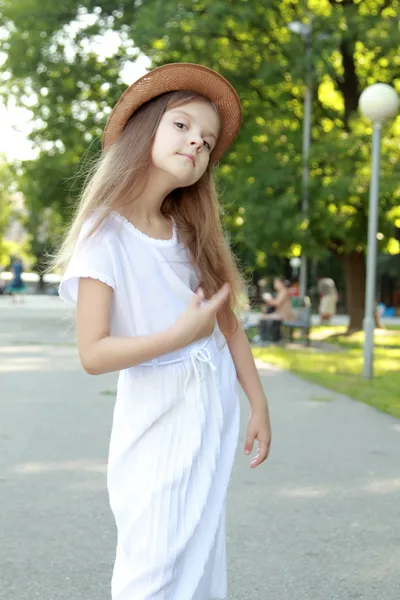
[1,297,399,599]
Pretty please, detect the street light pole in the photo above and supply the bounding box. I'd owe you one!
[359,83,399,379]
[289,20,313,298]
[362,123,381,378]
[300,33,312,298]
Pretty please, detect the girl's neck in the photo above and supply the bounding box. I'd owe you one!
[120,167,176,223]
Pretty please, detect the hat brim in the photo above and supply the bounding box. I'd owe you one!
[102,63,241,163]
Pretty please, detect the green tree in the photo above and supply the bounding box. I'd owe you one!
[2,0,400,329]
[124,0,400,331]
[0,157,14,265]
[1,0,129,227]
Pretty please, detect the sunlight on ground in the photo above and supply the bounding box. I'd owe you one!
[254,358,281,371]
[277,478,400,499]
[69,480,106,491]
[278,486,332,498]
[0,344,78,372]
[12,460,107,475]
[364,478,400,494]
[0,357,56,372]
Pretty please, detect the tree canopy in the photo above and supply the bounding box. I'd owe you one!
[1,0,400,325]
[0,158,13,265]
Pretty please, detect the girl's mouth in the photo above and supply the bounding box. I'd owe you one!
[177,153,195,166]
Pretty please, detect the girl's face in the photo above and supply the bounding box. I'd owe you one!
[151,99,220,187]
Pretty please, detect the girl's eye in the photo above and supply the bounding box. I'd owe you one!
[204,140,211,151]
[174,122,187,130]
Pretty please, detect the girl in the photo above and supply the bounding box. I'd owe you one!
[56,63,271,600]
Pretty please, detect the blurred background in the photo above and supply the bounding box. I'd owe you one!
[0,0,399,329]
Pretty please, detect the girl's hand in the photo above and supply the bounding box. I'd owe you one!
[244,405,272,468]
[172,284,231,347]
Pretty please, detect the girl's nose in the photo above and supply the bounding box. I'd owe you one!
[189,136,204,151]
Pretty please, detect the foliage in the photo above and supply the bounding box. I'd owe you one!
[1,0,400,274]
[0,239,32,269]
[378,253,400,278]
[0,0,128,230]
[18,156,79,273]
[0,157,14,265]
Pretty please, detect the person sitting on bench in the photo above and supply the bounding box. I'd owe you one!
[261,278,296,321]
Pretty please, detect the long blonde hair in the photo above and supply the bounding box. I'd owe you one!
[52,90,244,337]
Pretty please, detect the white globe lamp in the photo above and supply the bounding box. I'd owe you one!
[359,83,399,123]
[359,83,399,379]
[290,257,302,279]
[290,257,302,268]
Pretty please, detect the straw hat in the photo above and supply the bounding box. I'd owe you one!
[102,63,241,163]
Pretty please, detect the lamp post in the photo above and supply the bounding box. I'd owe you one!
[359,83,399,379]
[290,256,302,279]
[288,20,313,298]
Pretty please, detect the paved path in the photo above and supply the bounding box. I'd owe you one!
[1,296,399,600]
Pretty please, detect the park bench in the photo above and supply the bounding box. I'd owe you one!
[242,296,313,346]
[281,296,312,346]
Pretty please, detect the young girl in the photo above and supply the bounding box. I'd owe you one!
[56,63,271,600]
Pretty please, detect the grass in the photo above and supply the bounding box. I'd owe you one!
[250,325,400,419]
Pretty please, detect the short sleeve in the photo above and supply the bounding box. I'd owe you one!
[58,216,116,307]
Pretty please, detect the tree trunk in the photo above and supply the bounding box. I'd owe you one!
[35,252,47,294]
[36,273,45,294]
[340,251,383,332]
[340,251,366,333]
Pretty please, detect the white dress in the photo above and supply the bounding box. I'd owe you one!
[59,211,240,600]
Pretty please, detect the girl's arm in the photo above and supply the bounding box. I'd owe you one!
[227,321,272,466]
[77,278,180,374]
[76,277,230,375]
[227,322,269,412]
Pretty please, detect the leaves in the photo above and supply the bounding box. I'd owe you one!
[1,0,400,272]
[0,157,17,264]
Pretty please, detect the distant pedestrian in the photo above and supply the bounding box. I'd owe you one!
[54,63,272,600]
[318,278,338,324]
[7,256,26,303]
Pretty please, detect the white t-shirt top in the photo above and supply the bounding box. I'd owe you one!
[59,210,203,363]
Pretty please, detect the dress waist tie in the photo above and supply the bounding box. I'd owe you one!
[186,347,217,403]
